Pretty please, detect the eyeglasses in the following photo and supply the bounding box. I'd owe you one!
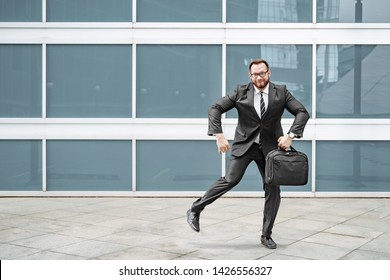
[250,71,268,78]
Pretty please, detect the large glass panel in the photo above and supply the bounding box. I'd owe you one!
[317,0,390,23]
[47,45,132,118]
[0,45,42,117]
[317,45,390,118]
[0,0,42,22]
[226,45,312,118]
[0,141,42,191]
[227,0,312,22]
[47,0,132,22]
[137,0,222,22]
[137,45,222,118]
[137,141,221,191]
[317,141,390,192]
[47,141,132,191]
[226,141,312,191]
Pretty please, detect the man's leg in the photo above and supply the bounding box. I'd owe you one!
[187,151,253,231]
[254,149,281,248]
[191,153,252,213]
[262,183,281,238]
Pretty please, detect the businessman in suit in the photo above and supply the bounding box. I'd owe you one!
[186,59,310,249]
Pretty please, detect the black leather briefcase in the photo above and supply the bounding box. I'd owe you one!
[265,146,309,186]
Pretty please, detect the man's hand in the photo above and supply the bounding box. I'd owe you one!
[277,135,293,151]
[215,133,230,153]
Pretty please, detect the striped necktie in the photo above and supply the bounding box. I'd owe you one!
[259,92,266,148]
[260,91,266,119]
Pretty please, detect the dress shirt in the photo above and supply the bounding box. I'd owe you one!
[254,83,269,143]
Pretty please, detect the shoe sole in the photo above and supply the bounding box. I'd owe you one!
[261,240,277,249]
[186,210,200,232]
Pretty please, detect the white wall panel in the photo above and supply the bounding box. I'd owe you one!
[1,23,390,44]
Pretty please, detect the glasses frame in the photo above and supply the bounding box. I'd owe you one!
[250,70,269,78]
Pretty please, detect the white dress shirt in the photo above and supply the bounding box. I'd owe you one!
[254,83,269,143]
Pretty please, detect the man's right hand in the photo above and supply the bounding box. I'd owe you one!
[215,133,230,153]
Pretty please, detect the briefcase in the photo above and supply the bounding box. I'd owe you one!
[265,146,308,186]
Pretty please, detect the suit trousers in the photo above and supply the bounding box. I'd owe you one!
[191,143,281,238]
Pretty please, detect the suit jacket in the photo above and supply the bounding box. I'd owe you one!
[208,82,310,157]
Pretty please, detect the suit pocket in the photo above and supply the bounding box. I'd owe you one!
[236,128,246,137]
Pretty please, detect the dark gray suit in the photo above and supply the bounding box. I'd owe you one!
[191,81,309,237]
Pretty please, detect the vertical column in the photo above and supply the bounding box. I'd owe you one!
[42,0,47,22]
[222,0,226,23]
[132,0,137,23]
[221,43,227,177]
[354,0,363,115]
[132,140,137,192]
[312,0,317,23]
[353,0,363,187]
[42,139,47,191]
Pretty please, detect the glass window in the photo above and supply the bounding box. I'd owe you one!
[47,141,132,191]
[317,0,390,23]
[0,45,42,117]
[227,141,312,191]
[0,141,42,191]
[46,45,132,118]
[136,45,222,118]
[227,0,312,22]
[316,141,390,192]
[137,0,222,22]
[0,0,42,22]
[226,45,312,118]
[317,45,390,118]
[137,141,221,191]
[47,0,132,22]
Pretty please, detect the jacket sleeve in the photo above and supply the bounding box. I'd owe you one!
[284,89,310,138]
[207,88,237,136]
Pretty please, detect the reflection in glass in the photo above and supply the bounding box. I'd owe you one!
[47,141,132,191]
[227,0,312,22]
[47,0,132,22]
[0,141,42,190]
[0,45,42,117]
[317,45,390,118]
[47,45,132,118]
[226,45,312,118]
[137,141,220,191]
[137,45,222,118]
[317,0,390,23]
[317,141,390,192]
[0,0,42,22]
[137,0,221,22]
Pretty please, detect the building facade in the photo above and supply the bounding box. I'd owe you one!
[1,0,390,197]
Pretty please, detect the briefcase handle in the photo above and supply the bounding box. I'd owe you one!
[278,146,297,152]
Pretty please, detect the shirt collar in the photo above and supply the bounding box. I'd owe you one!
[253,83,269,95]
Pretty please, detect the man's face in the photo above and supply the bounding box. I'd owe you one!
[249,63,270,90]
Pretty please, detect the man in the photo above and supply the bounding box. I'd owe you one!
[186,59,309,249]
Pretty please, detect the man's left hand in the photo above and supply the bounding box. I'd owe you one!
[277,135,293,151]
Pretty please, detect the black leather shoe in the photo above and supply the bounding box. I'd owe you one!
[261,236,277,249]
[186,210,200,232]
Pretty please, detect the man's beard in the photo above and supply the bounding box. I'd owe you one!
[255,80,269,90]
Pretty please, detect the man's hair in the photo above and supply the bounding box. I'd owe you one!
[249,59,269,71]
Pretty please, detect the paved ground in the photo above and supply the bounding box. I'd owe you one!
[0,197,389,260]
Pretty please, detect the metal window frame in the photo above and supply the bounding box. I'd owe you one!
[1,0,390,197]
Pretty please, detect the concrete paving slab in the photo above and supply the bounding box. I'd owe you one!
[0,243,40,259]
[51,239,130,259]
[0,197,389,260]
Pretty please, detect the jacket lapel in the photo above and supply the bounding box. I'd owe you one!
[265,82,276,119]
[248,83,261,121]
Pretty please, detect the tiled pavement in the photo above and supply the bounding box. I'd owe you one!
[0,197,389,260]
